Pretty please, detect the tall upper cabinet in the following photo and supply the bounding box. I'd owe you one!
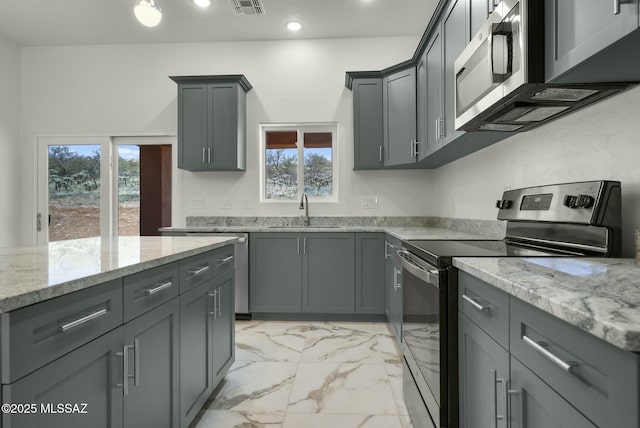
[170,75,252,171]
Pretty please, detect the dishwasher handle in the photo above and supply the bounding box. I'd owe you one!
[397,250,440,287]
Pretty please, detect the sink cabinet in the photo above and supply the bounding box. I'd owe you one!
[170,75,252,171]
[355,233,386,314]
[1,245,235,428]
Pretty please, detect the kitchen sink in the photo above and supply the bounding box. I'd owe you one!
[267,225,342,229]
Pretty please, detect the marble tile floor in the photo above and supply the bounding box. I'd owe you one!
[191,321,413,428]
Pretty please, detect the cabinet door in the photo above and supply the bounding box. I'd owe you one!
[416,53,428,162]
[179,281,214,428]
[459,314,509,428]
[209,83,239,170]
[355,233,385,314]
[250,233,302,312]
[510,357,597,428]
[212,269,235,385]
[2,327,123,428]
[178,83,208,170]
[383,68,417,166]
[302,233,355,313]
[442,0,468,144]
[352,78,385,170]
[425,29,444,157]
[545,0,639,82]
[123,299,180,428]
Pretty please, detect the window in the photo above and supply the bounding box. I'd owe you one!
[262,124,337,201]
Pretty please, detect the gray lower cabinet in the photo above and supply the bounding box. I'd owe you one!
[352,77,385,170]
[545,0,639,82]
[302,233,355,313]
[458,270,640,428]
[123,298,180,428]
[179,281,214,428]
[385,235,402,342]
[250,233,302,313]
[212,269,235,384]
[355,233,385,314]
[383,67,417,166]
[458,313,509,428]
[2,327,124,428]
[170,75,251,171]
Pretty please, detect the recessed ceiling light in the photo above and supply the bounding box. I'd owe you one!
[193,0,212,7]
[286,21,302,32]
[134,0,162,27]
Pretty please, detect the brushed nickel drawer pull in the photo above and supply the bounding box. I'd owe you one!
[190,265,210,276]
[522,335,578,373]
[145,281,173,295]
[60,308,108,332]
[218,255,233,263]
[462,294,490,312]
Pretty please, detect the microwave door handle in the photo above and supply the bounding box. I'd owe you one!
[489,22,512,83]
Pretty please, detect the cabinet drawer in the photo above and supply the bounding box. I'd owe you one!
[124,262,179,322]
[510,297,640,428]
[0,279,123,384]
[180,247,234,293]
[458,271,509,348]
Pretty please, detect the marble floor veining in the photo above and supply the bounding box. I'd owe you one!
[191,321,413,428]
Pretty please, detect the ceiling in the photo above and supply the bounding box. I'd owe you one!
[0,0,439,47]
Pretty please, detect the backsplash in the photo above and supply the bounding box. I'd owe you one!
[185,216,506,238]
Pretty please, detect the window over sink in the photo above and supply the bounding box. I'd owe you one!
[260,123,337,202]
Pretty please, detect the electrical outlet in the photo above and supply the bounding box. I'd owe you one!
[362,196,379,209]
[219,199,232,209]
[189,196,205,209]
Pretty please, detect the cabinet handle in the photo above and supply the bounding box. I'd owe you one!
[145,281,173,296]
[435,118,440,141]
[218,255,234,264]
[490,369,498,428]
[439,118,445,139]
[133,338,141,387]
[379,145,383,163]
[119,344,135,396]
[218,287,222,317]
[393,267,402,290]
[297,238,300,255]
[208,291,217,317]
[614,0,621,14]
[522,335,578,373]
[202,147,206,164]
[190,265,210,276]
[385,241,392,259]
[60,308,108,332]
[208,147,211,163]
[303,237,307,255]
[462,294,490,312]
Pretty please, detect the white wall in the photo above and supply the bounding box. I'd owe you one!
[432,85,640,257]
[0,34,21,247]
[19,37,433,243]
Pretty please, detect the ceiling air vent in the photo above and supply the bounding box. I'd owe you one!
[227,0,265,15]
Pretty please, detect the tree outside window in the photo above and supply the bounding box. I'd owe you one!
[263,125,336,201]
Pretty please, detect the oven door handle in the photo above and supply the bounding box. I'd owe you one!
[397,250,439,287]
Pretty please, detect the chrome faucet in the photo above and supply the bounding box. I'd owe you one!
[299,193,310,226]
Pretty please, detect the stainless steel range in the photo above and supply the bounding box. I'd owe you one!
[400,180,621,428]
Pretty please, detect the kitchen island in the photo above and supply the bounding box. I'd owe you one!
[0,236,237,428]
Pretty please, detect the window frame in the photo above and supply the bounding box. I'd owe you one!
[259,123,338,203]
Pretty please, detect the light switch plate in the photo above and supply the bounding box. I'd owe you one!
[189,196,205,209]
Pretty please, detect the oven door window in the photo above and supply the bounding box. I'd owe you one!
[402,267,442,406]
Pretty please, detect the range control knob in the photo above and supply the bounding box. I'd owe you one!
[564,195,578,208]
[576,194,595,208]
[495,199,513,209]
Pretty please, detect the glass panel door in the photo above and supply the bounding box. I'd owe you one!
[117,145,140,236]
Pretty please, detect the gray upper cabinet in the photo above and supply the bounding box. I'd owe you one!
[545,0,640,82]
[250,233,303,313]
[355,233,386,314]
[171,75,251,171]
[302,233,356,314]
[352,77,385,170]
[416,53,428,162]
[424,29,444,159]
[383,67,418,166]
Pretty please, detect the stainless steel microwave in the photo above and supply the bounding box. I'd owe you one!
[454,0,632,132]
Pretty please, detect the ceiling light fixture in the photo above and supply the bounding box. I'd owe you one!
[134,0,163,27]
[193,0,212,7]
[286,21,302,32]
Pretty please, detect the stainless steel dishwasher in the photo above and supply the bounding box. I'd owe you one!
[187,232,250,319]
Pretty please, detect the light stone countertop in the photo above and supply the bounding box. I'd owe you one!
[0,236,237,313]
[160,225,497,241]
[453,257,640,352]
